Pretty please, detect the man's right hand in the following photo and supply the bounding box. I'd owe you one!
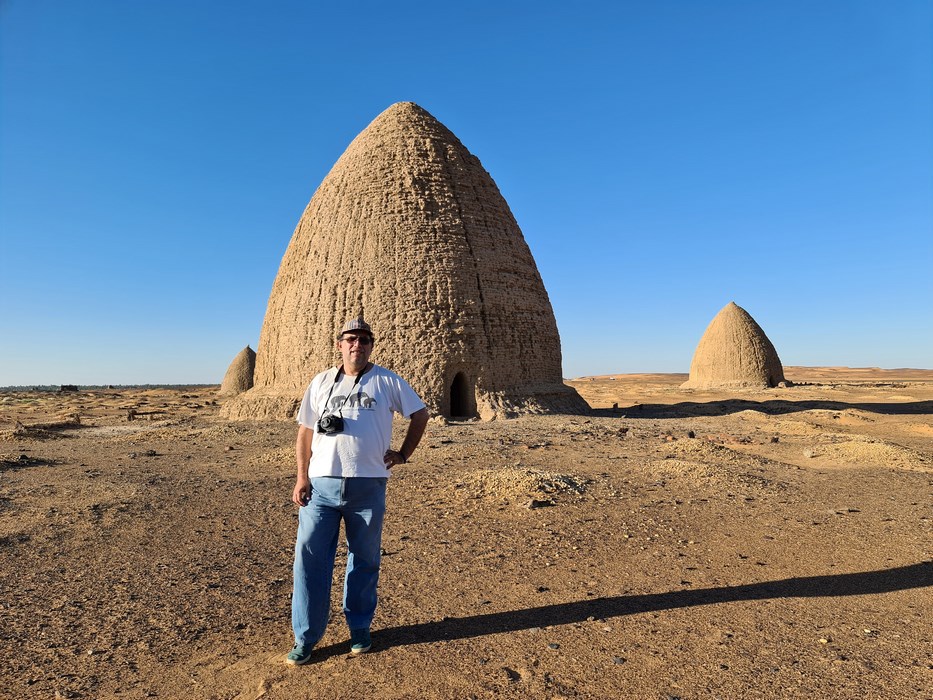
[294,424,314,506]
[292,477,311,507]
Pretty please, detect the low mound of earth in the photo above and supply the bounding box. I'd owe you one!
[1,369,931,699]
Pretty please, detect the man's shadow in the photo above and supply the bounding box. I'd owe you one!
[310,561,931,659]
[593,399,933,419]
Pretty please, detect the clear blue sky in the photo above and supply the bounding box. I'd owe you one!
[2,1,931,385]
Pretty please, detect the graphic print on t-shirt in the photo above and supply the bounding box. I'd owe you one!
[327,392,377,411]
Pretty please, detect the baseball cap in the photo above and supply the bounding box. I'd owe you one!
[338,318,374,338]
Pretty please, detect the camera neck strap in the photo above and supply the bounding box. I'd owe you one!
[321,363,372,416]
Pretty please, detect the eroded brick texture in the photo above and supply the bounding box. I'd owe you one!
[682,302,786,389]
[222,102,587,420]
[218,346,255,397]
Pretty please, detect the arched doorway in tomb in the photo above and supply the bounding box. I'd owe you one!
[449,371,476,419]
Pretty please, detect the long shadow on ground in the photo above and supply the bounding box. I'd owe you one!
[308,561,931,659]
[592,400,933,419]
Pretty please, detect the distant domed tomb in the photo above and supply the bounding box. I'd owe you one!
[219,345,256,397]
[221,102,587,420]
[682,302,786,389]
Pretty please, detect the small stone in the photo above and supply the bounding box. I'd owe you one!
[803,450,815,458]
[501,667,521,682]
[612,656,626,664]
[547,643,560,650]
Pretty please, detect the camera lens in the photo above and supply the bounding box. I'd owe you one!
[317,414,344,434]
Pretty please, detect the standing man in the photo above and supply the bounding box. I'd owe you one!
[286,318,429,665]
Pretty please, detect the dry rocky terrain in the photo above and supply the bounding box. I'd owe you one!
[1,368,930,699]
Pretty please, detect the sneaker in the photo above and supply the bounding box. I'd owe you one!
[285,643,314,665]
[349,628,372,654]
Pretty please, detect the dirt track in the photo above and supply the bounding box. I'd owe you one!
[1,368,931,699]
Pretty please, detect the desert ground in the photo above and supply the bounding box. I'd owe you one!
[1,367,930,700]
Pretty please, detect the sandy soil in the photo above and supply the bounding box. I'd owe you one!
[1,368,930,700]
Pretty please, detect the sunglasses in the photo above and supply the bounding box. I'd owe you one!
[340,335,373,345]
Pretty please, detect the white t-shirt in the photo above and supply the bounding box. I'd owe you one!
[296,364,426,478]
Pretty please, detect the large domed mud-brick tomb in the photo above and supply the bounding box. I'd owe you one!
[682,301,787,389]
[221,102,588,421]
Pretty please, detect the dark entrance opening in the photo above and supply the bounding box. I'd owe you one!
[449,372,474,418]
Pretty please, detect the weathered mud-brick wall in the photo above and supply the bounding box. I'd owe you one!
[222,102,588,420]
[682,301,786,389]
[218,346,255,397]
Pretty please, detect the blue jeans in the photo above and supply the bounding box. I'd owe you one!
[291,476,387,646]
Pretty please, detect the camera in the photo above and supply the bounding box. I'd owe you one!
[316,413,344,435]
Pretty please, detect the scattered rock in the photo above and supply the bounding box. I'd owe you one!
[501,667,521,682]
